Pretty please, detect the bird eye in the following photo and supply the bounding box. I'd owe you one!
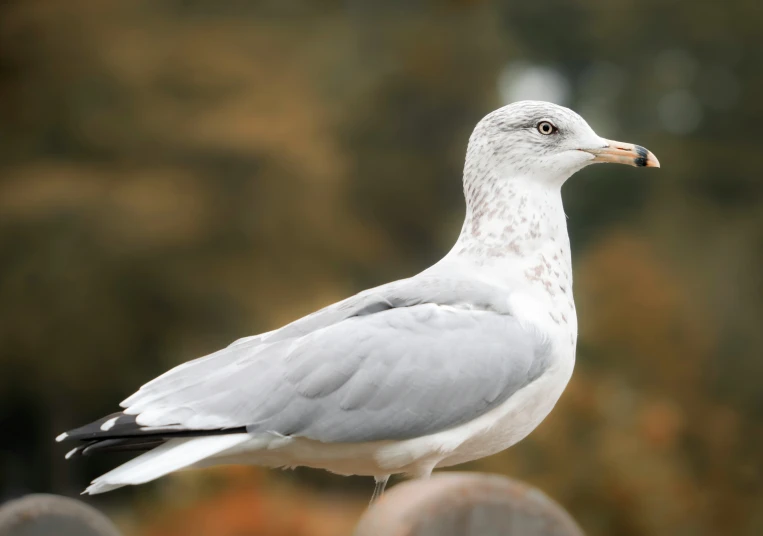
[537,121,557,135]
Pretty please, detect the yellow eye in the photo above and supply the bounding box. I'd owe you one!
[537,121,557,135]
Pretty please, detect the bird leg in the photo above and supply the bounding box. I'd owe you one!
[410,460,437,480]
[369,475,389,504]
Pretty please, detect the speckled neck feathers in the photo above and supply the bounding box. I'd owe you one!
[452,131,572,263]
[446,126,576,328]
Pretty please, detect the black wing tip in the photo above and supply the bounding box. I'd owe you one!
[63,437,168,459]
[56,412,140,443]
[57,410,249,457]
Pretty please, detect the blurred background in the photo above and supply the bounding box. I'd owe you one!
[1,0,762,535]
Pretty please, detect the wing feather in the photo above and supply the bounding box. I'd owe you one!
[121,303,550,443]
[65,277,550,446]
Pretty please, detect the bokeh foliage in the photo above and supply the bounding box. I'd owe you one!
[1,1,762,535]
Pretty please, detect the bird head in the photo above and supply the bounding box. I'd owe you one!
[468,100,659,186]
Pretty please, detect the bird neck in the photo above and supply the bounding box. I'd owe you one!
[446,175,574,311]
[454,176,569,261]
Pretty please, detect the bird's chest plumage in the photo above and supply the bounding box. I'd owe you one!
[435,246,578,467]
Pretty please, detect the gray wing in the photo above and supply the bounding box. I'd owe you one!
[249,305,550,442]
[125,275,515,401]
[121,284,551,442]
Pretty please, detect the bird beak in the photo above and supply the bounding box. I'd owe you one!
[580,139,660,168]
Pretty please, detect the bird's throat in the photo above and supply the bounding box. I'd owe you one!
[448,177,575,320]
[456,178,569,260]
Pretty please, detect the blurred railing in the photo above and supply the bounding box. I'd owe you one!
[0,494,121,536]
[0,473,583,536]
[354,473,584,536]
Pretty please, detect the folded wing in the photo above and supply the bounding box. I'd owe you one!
[60,277,550,448]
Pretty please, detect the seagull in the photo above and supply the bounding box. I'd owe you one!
[57,101,659,500]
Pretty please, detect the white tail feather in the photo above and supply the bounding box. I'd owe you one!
[84,434,251,494]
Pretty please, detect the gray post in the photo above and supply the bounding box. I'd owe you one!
[353,472,584,536]
[0,494,121,536]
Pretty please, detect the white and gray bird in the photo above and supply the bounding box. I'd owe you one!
[57,101,659,499]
